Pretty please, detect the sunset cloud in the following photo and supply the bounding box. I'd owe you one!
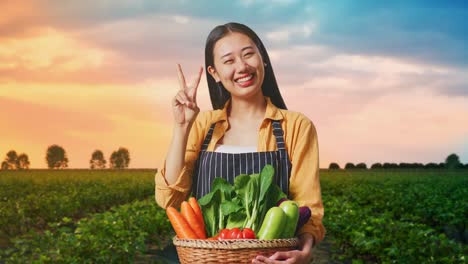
[0,27,108,71]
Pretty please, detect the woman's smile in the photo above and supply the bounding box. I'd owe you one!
[235,73,256,88]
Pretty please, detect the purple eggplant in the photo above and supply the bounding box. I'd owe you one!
[296,206,311,233]
[276,198,288,206]
[276,198,312,234]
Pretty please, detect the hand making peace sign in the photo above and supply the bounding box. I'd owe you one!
[173,64,203,126]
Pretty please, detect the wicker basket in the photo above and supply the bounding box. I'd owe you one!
[173,237,300,264]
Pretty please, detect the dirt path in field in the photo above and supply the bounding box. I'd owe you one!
[136,235,346,264]
[311,236,345,264]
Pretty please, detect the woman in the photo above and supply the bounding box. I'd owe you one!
[155,22,325,264]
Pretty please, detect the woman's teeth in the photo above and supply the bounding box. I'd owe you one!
[235,74,253,83]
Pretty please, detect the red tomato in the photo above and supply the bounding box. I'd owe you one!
[242,228,256,239]
[228,228,242,239]
[219,229,230,240]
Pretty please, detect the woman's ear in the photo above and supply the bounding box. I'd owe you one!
[207,65,220,82]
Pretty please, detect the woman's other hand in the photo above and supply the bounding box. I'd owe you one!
[252,234,314,264]
[252,250,313,264]
[173,64,203,126]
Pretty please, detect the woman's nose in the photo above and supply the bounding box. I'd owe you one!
[235,59,249,72]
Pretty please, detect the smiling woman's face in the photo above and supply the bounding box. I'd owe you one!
[208,32,265,100]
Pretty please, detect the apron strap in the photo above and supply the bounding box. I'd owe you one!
[201,123,216,151]
[271,120,286,150]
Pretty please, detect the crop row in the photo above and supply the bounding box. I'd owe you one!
[321,170,467,263]
[0,170,156,240]
[0,199,171,263]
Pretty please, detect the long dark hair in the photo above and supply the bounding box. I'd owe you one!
[204,22,287,110]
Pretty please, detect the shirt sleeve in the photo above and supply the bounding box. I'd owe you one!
[288,117,326,245]
[154,115,204,209]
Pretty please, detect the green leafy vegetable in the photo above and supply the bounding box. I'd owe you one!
[198,165,287,237]
[197,188,220,238]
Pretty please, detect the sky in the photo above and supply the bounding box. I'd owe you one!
[1,0,468,168]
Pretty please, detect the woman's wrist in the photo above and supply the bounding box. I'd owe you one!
[174,122,193,132]
[172,122,194,143]
[299,233,314,253]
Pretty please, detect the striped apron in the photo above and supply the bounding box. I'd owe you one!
[192,120,292,199]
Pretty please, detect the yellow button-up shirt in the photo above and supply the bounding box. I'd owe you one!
[155,97,325,243]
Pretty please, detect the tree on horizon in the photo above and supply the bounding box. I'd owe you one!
[356,163,367,169]
[445,153,462,170]
[1,150,30,170]
[382,163,398,169]
[17,153,30,169]
[46,145,69,169]
[329,162,340,170]
[345,163,355,170]
[4,150,19,170]
[90,150,107,169]
[109,147,130,169]
[424,163,440,169]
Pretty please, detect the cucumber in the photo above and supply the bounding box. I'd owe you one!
[257,207,286,240]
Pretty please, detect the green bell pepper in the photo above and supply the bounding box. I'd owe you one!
[279,200,300,238]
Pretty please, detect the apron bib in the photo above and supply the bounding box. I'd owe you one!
[192,120,292,198]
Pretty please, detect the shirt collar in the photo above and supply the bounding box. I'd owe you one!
[212,96,284,123]
[264,96,284,121]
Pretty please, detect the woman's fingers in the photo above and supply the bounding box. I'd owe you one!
[187,66,203,101]
[178,90,190,104]
[252,251,300,264]
[174,93,189,108]
[176,64,187,90]
[175,64,201,110]
[173,93,185,106]
[174,90,198,109]
[268,251,293,260]
[173,64,201,125]
[251,256,280,264]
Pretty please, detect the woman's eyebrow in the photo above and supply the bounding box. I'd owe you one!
[220,46,254,59]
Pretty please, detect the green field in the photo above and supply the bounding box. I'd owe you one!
[321,169,467,263]
[0,169,157,242]
[0,169,466,263]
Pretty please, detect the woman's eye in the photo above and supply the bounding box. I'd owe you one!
[244,52,253,57]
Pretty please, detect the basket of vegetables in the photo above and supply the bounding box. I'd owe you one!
[165,165,312,264]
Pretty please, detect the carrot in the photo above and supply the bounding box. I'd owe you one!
[166,207,198,239]
[181,201,206,239]
[188,197,205,231]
